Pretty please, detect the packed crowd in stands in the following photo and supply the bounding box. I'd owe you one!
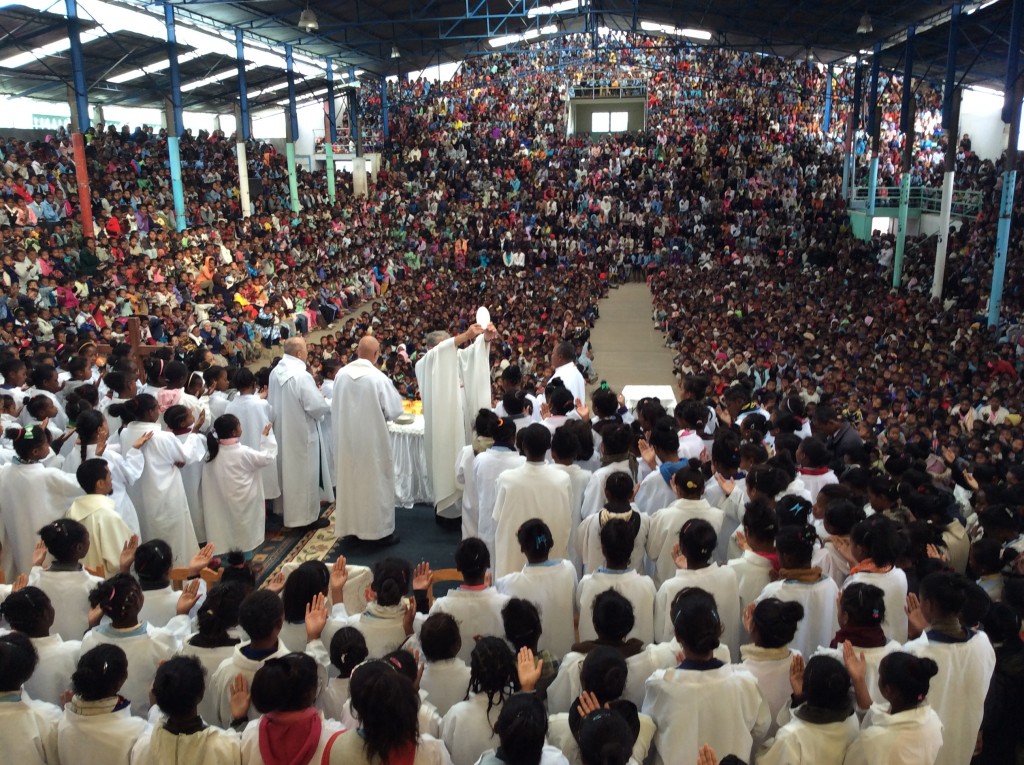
[0,29,1022,765]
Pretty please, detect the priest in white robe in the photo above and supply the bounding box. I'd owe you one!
[415,322,494,517]
[268,337,333,530]
[333,336,405,543]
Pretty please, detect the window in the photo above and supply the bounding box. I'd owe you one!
[591,110,629,133]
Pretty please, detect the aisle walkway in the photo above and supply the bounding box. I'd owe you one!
[587,282,678,394]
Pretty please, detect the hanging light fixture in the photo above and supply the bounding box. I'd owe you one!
[391,44,401,59]
[298,5,319,32]
[856,12,873,34]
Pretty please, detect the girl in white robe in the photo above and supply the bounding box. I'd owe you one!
[0,632,61,765]
[842,516,909,643]
[316,626,367,720]
[455,409,499,541]
[134,539,210,629]
[495,518,578,658]
[654,519,740,657]
[131,656,242,765]
[79,573,182,717]
[114,394,205,566]
[902,571,996,765]
[0,424,83,581]
[224,369,280,500]
[646,464,724,587]
[28,518,104,640]
[755,524,838,659]
[473,423,527,561]
[757,655,859,765]
[166,405,209,545]
[1,586,81,707]
[843,651,944,765]
[632,420,681,516]
[201,414,278,556]
[58,643,151,765]
[642,588,770,765]
[61,409,146,536]
[345,559,425,659]
[577,474,649,576]
[726,498,779,645]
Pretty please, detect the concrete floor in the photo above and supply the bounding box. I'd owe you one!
[587,282,678,395]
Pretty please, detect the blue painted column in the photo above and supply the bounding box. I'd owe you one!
[866,45,881,221]
[381,78,389,139]
[348,67,360,155]
[823,63,834,134]
[326,58,338,143]
[893,26,915,289]
[285,44,300,215]
[164,1,186,232]
[324,59,337,205]
[234,30,251,218]
[934,5,961,300]
[989,0,1023,328]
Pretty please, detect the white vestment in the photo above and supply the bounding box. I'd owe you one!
[26,634,81,706]
[843,568,909,643]
[755,576,840,660]
[0,693,61,765]
[738,644,802,746]
[175,431,207,543]
[655,564,740,657]
[551,462,591,575]
[645,497,725,588]
[119,422,203,566]
[416,335,492,514]
[577,507,649,576]
[320,376,337,486]
[814,641,902,710]
[757,712,860,765]
[634,469,678,517]
[208,641,292,727]
[440,693,503,765]
[842,703,944,765]
[57,704,150,765]
[495,559,578,657]
[0,461,83,580]
[62,442,143,536]
[472,447,526,560]
[454,444,479,538]
[269,355,333,526]
[27,566,103,641]
[727,551,775,644]
[492,461,573,578]
[577,568,656,645]
[225,393,281,498]
[178,639,239,725]
[580,460,632,519]
[428,587,509,663]
[201,434,278,554]
[332,358,404,540]
[131,725,241,765]
[66,494,133,576]
[420,658,472,718]
[80,622,179,717]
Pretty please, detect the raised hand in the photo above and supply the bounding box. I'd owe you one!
[517,646,543,692]
[742,602,755,638]
[330,556,348,604]
[671,542,688,570]
[192,410,206,433]
[789,653,805,697]
[229,674,251,721]
[574,398,590,420]
[403,596,417,637]
[575,689,606,719]
[188,543,215,577]
[119,534,139,574]
[638,438,656,468]
[32,539,48,568]
[262,422,273,437]
[176,578,202,615]
[11,573,27,592]
[906,592,927,639]
[714,473,736,496]
[697,745,719,765]
[132,430,154,450]
[266,571,285,594]
[412,561,432,591]
[305,592,329,641]
[842,640,867,685]
[95,426,108,456]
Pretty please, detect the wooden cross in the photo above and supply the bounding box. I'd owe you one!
[95,317,168,365]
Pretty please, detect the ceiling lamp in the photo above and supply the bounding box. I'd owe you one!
[391,45,401,59]
[298,7,319,32]
[856,12,872,34]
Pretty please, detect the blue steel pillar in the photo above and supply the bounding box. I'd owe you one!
[893,26,915,289]
[324,59,337,205]
[934,5,961,300]
[866,45,881,221]
[823,63,834,134]
[66,0,90,133]
[348,67,360,156]
[844,62,864,200]
[164,1,186,232]
[285,44,300,215]
[234,29,251,218]
[381,78,389,140]
[989,0,1023,328]
[235,30,251,142]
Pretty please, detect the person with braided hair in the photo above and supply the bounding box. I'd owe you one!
[441,636,520,765]
[0,632,62,765]
[0,585,80,706]
[80,573,185,716]
[27,518,104,640]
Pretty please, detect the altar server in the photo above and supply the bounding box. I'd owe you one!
[224,368,281,500]
[0,633,61,765]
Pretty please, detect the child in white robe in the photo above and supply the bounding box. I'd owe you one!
[577,519,656,645]
[811,499,862,587]
[200,414,278,556]
[224,369,281,501]
[80,573,185,716]
[0,633,61,765]
[578,472,649,576]
[654,518,740,657]
[28,518,104,640]
[66,459,135,576]
[758,655,859,765]
[842,516,909,643]
[131,656,242,765]
[179,583,244,726]
[478,692,570,765]
[843,650,943,765]
[632,418,681,516]
[418,613,472,717]
[579,424,634,520]
[345,558,426,659]
[903,571,996,765]
[316,627,368,721]
[456,409,499,540]
[279,559,349,653]
[738,597,804,747]
[166,405,209,545]
[727,498,779,645]
[58,644,151,765]
[755,524,838,659]
[1,586,81,706]
[495,518,578,658]
[473,419,526,561]
[642,587,770,765]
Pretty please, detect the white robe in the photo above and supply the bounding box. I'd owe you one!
[495,559,578,657]
[57,704,150,765]
[492,461,573,578]
[428,587,510,664]
[843,568,909,643]
[320,377,337,487]
[269,354,333,527]
[80,622,179,717]
[903,630,996,765]
[758,712,860,765]
[201,434,278,554]
[455,444,480,539]
[580,460,632,519]
[178,638,239,726]
[28,566,103,641]
[62,442,144,536]
[577,568,656,645]
[842,703,944,765]
[577,507,649,576]
[756,576,839,660]
[738,644,802,745]
[224,393,280,498]
[332,358,404,540]
[131,724,240,765]
[26,634,81,706]
[642,664,770,765]
[547,648,661,713]
[0,693,61,765]
[813,641,902,710]
[549,361,586,404]
[548,711,655,765]
[655,564,740,657]
[0,461,83,580]
[440,692,503,765]
[634,469,678,517]
[175,432,207,543]
[727,551,775,644]
[208,641,292,727]
[66,494,133,576]
[472,448,526,560]
[420,658,472,718]
[120,422,203,566]
[416,335,492,514]
[645,498,725,588]
[551,462,591,575]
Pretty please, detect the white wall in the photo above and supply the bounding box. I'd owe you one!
[960,88,1008,162]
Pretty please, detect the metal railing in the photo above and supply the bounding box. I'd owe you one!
[569,78,648,99]
[850,185,983,219]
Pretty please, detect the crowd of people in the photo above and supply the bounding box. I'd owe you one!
[0,27,1023,765]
